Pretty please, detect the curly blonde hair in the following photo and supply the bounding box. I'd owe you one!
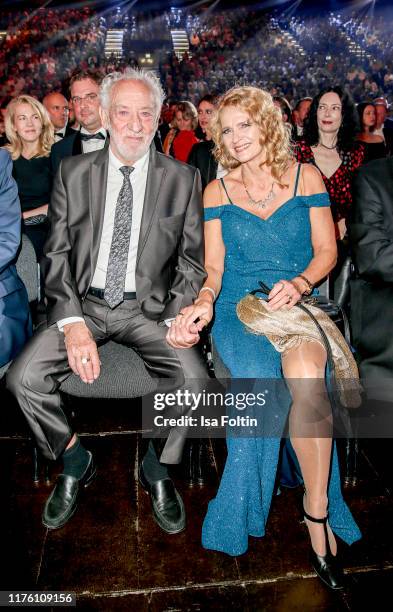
[5,95,54,160]
[211,86,294,186]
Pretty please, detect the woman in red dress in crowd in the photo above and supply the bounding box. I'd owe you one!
[295,87,365,302]
[164,101,199,163]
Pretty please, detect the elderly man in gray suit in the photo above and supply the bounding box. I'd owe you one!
[7,68,209,534]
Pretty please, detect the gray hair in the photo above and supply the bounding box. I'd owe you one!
[99,68,165,120]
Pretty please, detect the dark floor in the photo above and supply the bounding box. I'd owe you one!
[1,383,393,611]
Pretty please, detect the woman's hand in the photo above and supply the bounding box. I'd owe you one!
[165,297,214,349]
[267,279,302,311]
[181,296,214,333]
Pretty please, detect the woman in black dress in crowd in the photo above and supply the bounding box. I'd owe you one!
[188,95,220,190]
[4,95,54,260]
[356,102,387,163]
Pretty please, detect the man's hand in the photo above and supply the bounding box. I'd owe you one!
[63,321,100,383]
[165,298,213,349]
[166,313,201,348]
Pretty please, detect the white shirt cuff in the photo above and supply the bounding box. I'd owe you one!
[164,318,175,328]
[57,316,85,332]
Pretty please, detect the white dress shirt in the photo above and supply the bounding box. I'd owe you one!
[80,127,107,154]
[91,148,148,290]
[57,147,149,331]
[54,126,67,142]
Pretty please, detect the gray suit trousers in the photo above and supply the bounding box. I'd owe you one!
[7,295,208,462]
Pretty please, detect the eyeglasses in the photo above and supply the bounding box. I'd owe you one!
[71,93,98,106]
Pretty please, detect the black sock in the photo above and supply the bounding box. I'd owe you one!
[62,437,90,479]
[142,441,169,484]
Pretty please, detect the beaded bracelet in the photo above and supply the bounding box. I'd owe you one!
[297,273,314,295]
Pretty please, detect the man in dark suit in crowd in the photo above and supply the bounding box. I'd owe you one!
[42,92,74,142]
[292,97,312,141]
[350,156,393,387]
[8,68,207,535]
[0,149,32,367]
[50,70,108,175]
[373,97,393,156]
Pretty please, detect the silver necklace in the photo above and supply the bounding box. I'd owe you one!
[241,167,276,209]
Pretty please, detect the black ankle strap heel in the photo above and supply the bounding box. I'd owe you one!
[304,508,344,590]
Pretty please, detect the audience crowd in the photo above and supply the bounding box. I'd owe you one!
[0,3,392,285]
[1,6,393,108]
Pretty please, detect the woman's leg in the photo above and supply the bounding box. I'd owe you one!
[282,340,337,556]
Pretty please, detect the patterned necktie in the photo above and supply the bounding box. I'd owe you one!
[104,165,134,308]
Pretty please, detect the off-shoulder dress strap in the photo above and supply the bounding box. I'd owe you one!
[220,177,234,204]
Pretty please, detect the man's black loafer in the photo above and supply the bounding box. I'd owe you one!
[139,464,185,534]
[42,451,96,530]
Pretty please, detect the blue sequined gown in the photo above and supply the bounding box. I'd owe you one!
[201,172,361,556]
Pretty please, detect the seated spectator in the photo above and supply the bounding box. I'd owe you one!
[0,148,32,367]
[158,100,177,144]
[166,101,199,163]
[194,94,216,140]
[295,86,365,305]
[356,102,387,163]
[273,95,293,126]
[350,156,393,387]
[296,87,364,240]
[292,97,312,141]
[188,94,219,190]
[42,92,73,141]
[50,70,106,176]
[4,95,54,260]
[373,97,393,156]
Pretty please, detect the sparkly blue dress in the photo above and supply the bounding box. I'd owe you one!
[201,168,361,556]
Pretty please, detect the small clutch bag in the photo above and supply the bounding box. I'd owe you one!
[236,281,361,412]
[250,281,350,343]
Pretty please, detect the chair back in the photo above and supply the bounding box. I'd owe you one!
[333,255,352,309]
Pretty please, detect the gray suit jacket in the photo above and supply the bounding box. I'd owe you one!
[42,144,206,327]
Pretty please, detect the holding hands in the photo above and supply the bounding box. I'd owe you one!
[166,274,311,348]
[166,288,215,349]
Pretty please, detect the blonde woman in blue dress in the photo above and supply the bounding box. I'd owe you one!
[174,86,361,590]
